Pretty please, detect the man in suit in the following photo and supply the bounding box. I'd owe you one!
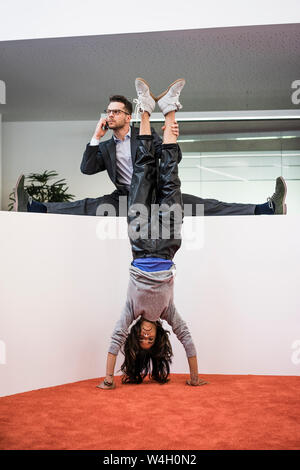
[14,94,287,216]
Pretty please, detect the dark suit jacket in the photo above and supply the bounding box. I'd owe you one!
[80,125,181,192]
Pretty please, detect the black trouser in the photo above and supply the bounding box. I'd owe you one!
[43,187,255,217]
[127,135,183,261]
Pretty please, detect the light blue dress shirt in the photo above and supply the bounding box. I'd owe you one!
[112,128,133,187]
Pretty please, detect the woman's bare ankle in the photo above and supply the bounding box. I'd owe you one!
[163,111,177,144]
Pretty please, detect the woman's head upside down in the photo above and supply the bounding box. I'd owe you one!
[121,318,173,384]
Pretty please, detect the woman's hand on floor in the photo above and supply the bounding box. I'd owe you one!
[186,377,208,386]
[96,380,116,390]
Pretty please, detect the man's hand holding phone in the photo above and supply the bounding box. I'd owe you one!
[93,117,109,140]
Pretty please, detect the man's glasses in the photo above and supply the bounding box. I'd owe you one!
[104,109,130,116]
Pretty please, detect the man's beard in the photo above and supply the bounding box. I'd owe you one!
[108,121,127,131]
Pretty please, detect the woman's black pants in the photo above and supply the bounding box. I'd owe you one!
[128,135,183,261]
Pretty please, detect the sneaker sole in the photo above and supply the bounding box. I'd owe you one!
[13,174,25,211]
[155,78,186,102]
[279,176,287,215]
[135,77,156,101]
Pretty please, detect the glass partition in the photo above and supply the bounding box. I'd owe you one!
[150,117,300,214]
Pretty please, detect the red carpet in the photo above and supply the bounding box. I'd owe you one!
[1,374,300,450]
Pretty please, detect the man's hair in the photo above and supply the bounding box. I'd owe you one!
[109,95,133,115]
[120,319,173,384]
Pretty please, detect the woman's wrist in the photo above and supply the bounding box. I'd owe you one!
[190,371,199,382]
[188,356,199,380]
[103,379,113,386]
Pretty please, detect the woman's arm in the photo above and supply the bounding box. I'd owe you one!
[186,356,208,386]
[97,301,135,390]
[163,304,208,386]
[97,353,117,389]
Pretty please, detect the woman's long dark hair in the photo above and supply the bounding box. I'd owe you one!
[120,318,173,384]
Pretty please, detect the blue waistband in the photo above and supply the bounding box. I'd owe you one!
[132,257,173,272]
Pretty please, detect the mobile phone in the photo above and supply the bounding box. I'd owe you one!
[102,121,109,131]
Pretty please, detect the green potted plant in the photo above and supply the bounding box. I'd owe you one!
[8,170,75,210]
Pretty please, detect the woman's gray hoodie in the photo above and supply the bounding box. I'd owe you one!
[108,265,197,358]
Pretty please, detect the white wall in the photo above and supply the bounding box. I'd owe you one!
[0,212,299,397]
[0,114,2,209]
[1,121,115,211]
[1,0,300,41]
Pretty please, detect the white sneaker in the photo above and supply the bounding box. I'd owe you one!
[157,78,185,115]
[133,78,156,118]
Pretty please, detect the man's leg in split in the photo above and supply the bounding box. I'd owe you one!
[44,192,122,216]
[181,193,256,216]
[181,174,287,216]
[13,174,124,216]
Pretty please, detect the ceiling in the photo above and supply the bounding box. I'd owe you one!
[0,23,300,125]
